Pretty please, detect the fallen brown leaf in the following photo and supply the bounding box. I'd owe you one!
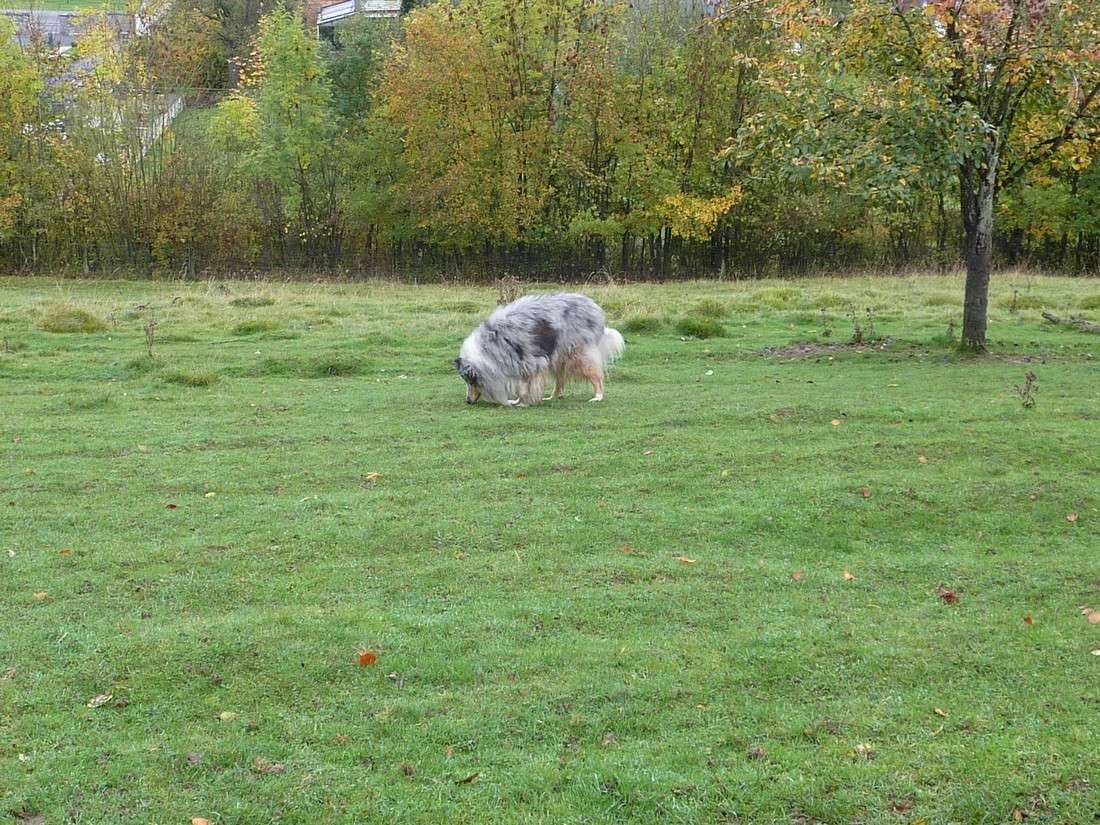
[621,545,636,554]
[399,762,416,776]
[444,745,454,758]
[1012,808,1026,822]
[166,503,178,509]
[1066,512,1078,523]
[455,771,480,785]
[191,818,211,825]
[747,745,766,760]
[1088,611,1100,626]
[364,472,381,482]
[186,752,203,765]
[917,455,928,465]
[86,693,112,708]
[860,487,871,499]
[252,756,285,775]
[1023,615,1034,626]
[842,570,856,582]
[33,592,47,601]
[933,707,948,718]
[676,555,697,564]
[831,418,841,427]
[59,547,72,556]
[359,650,378,666]
[935,585,959,605]
[853,743,876,760]
[600,732,618,747]
[792,570,804,582]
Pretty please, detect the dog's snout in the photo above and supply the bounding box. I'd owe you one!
[466,396,476,404]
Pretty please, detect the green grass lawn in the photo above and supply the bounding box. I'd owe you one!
[2,274,1099,824]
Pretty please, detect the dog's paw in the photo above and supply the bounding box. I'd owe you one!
[505,399,526,407]
[588,396,604,403]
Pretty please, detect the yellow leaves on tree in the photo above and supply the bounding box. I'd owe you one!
[660,189,743,242]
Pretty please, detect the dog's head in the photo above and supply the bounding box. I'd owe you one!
[454,357,481,404]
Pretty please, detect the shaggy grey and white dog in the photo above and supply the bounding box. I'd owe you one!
[454,293,625,406]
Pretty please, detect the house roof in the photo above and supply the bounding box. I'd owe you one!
[317,0,400,26]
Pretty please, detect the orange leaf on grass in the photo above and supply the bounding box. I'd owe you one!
[935,585,959,605]
[792,570,804,582]
[861,487,871,499]
[358,650,378,666]
[676,556,697,564]
[1023,615,1034,626]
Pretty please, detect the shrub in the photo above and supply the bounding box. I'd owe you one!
[689,298,729,319]
[676,317,726,338]
[753,287,801,309]
[38,304,107,334]
[232,319,283,335]
[310,357,363,377]
[995,293,1044,310]
[810,292,847,309]
[621,315,662,334]
[163,368,219,387]
[924,292,957,307]
[1078,294,1100,311]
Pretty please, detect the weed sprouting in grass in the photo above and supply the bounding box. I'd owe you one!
[38,304,107,333]
[232,319,283,336]
[162,368,219,387]
[143,310,157,358]
[689,298,729,319]
[676,316,726,338]
[1017,370,1038,408]
[929,319,958,348]
[819,308,834,339]
[230,296,276,308]
[621,315,663,334]
[847,304,878,344]
[496,274,522,305]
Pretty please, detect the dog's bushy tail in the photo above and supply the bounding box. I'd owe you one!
[598,327,625,368]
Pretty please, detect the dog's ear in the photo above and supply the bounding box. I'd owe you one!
[454,358,478,385]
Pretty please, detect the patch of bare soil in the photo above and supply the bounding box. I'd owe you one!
[761,339,895,359]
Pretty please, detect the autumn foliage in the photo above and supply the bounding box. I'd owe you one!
[0,0,1098,288]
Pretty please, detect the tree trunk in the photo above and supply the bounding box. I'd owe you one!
[959,139,1001,350]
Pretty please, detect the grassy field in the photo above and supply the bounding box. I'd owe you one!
[2,274,1099,824]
